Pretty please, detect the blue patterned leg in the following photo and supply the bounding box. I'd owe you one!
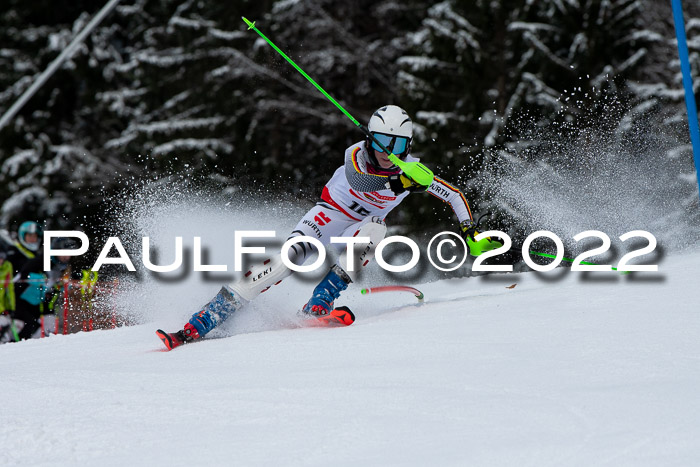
[189,286,247,337]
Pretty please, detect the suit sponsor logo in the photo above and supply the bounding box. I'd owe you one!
[363,193,385,204]
[302,219,323,238]
[430,184,450,198]
[369,191,397,201]
[314,211,332,226]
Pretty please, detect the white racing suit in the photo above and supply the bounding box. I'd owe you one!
[188,141,475,336]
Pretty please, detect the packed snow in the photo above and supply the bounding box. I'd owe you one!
[1,228,699,465]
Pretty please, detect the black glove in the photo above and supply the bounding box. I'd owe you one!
[459,219,478,241]
[387,173,425,195]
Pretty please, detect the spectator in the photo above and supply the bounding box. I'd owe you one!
[0,221,44,276]
[11,237,73,341]
[0,249,18,343]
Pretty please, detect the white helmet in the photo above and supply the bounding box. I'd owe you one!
[368,105,413,139]
[366,105,413,168]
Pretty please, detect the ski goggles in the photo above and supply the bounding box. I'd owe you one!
[370,133,410,155]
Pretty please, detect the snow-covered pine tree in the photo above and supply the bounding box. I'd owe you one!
[0,1,125,230]
[622,1,700,234]
[398,0,660,234]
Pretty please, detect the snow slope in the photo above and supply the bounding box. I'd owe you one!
[1,249,699,466]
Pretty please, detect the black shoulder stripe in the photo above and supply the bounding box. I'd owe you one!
[317,202,339,212]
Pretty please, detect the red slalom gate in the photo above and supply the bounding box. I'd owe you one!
[2,277,121,340]
[8,278,121,337]
[62,279,119,335]
[63,282,69,335]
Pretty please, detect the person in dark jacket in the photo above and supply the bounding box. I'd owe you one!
[11,239,72,341]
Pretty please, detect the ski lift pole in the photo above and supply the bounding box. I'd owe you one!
[0,0,122,132]
[241,17,434,188]
[671,0,700,202]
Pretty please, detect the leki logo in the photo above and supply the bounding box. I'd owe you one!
[252,267,272,281]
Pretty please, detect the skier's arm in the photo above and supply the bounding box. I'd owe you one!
[344,146,390,193]
[426,177,474,224]
[426,178,505,256]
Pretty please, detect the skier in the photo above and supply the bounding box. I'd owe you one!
[157,105,501,350]
[0,221,43,276]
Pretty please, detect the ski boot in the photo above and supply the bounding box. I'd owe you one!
[156,323,200,351]
[301,265,355,327]
[156,285,247,350]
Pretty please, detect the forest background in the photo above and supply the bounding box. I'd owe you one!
[1,0,699,265]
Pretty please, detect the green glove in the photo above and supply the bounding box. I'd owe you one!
[459,219,503,257]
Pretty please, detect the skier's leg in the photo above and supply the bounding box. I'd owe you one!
[337,216,387,282]
[301,216,387,317]
[174,204,355,344]
[186,252,299,339]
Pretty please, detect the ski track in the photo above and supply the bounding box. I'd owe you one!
[1,251,699,466]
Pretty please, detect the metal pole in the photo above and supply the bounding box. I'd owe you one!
[671,0,700,202]
[0,0,122,132]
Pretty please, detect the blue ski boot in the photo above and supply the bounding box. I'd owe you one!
[189,285,247,337]
[157,285,248,350]
[302,264,352,317]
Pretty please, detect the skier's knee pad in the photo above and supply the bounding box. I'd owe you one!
[339,219,387,281]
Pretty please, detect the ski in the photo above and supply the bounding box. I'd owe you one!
[156,306,355,351]
[360,285,425,302]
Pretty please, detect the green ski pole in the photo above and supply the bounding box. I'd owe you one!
[529,250,629,274]
[242,17,434,188]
